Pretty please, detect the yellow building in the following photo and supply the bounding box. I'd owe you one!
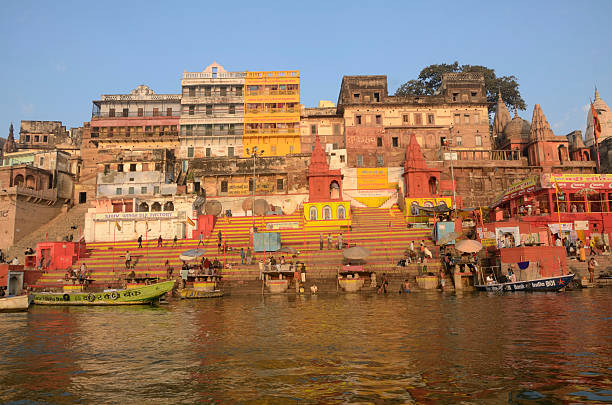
[244,71,301,156]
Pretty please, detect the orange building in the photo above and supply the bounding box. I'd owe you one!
[243,71,301,156]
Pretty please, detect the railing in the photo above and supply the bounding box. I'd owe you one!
[92,132,179,139]
[245,107,300,114]
[100,94,181,101]
[243,128,299,135]
[5,186,59,201]
[181,95,243,102]
[92,111,181,118]
[181,112,244,119]
[245,89,299,97]
[183,72,246,79]
[445,149,521,161]
[182,130,243,137]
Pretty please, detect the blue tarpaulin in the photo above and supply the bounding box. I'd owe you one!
[253,232,281,252]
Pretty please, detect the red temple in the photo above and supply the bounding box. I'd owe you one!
[402,133,442,198]
[307,134,343,202]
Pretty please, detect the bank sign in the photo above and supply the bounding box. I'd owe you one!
[93,212,178,221]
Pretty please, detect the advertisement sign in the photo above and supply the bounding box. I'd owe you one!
[228,182,249,195]
[545,173,612,190]
[356,168,389,190]
[492,176,539,207]
[93,212,178,221]
[405,197,452,216]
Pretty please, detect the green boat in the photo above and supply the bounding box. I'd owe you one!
[32,280,176,306]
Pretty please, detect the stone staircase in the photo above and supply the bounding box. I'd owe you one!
[567,254,612,280]
[34,205,441,292]
[5,204,90,262]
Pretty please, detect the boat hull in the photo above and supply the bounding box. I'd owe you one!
[476,274,575,292]
[180,289,224,299]
[32,280,175,306]
[0,295,32,312]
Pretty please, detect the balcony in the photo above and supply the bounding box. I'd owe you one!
[245,89,299,97]
[92,111,181,118]
[243,128,300,136]
[1,186,58,202]
[181,129,244,138]
[181,95,243,104]
[244,107,300,115]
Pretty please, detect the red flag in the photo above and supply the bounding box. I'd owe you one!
[591,100,602,142]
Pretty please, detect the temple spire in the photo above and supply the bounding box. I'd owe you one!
[529,104,555,141]
[308,134,329,174]
[492,90,511,139]
[3,122,17,154]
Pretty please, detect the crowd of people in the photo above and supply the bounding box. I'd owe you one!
[319,233,344,250]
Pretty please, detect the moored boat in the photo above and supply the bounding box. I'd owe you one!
[180,274,224,299]
[32,280,175,305]
[0,294,32,312]
[475,273,575,292]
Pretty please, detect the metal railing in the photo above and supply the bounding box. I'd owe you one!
[245,107,300,114]
[245,89,299,97]
[243,128,299,135]
[92,111,181,118]
[445,149,521,161]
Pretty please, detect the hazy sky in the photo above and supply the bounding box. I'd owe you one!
[1,0,610,137]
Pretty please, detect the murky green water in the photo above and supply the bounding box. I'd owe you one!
[0,289,610,404]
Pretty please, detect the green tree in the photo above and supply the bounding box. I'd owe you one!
[395,62,526,115]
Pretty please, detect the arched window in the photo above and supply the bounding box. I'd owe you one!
[139,202,149,212]
[309,206,318,221]
[151,202,162,212]
[337,205,346,219]
[428,177,438,195]
[164,201,174,211]
[583,151,590,161]
[330,180,340,199]
[25,175,36,189]
[13,174,24,187]
[323,205,332,220]
[558,145,567,162]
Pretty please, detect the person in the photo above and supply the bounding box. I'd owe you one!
[509,268,517,283]
[310,284,318,294]
[203,258,211,273]
[327,233,333,250]
[218,231,222,245]
[588,257,596,283]
[419,241,426,263]
[0,249,4,263]
[38,256,44,270]
[377,273,389,294]
[319,233,324,250]
[157,235,163,248]
[218,239,222,253]
[579,241,586,262]
[423,246,433,260]
[165,260,173,279]
[125,251,131,269]
[555,237,562,247]
[246,247,252,265]
[399,279,411,294]
[240,248,245,265]
[24,247,34,255]
[173,235,178,247]
[300,262,306,283]
[589,238,597,256]
[212,258,221,270]
[223,240,228,253]
[180,262,189,288]
[440,270,446,290]
[80,263,87,279]
[486,274,494,284]
[338,233,343,250]
[198,232,204,247]
[138,235,143,248]
[258,259,265,280]
[270,256,278,272]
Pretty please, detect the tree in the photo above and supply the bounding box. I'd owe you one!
[395,62,526,115]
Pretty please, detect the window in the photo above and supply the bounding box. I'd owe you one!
[187,147,194,158]
[332,143,338,149]
[333,124,340,135]
[453,113,461,124]
[475,135,482,146]
[130,163,137,172]
[188,87,195,97]
[153,108,159,116]
[205,86,211,96]
[117,163,124,172]
[464,114,470,124]
[206,148,211,157]
[376,155,384,166]
[128,187,134,195]
[473,114,480,124]
[392,137,399,147]
[471,91,477,97]
[220,180,228,193]
[235,86,242,96]
[377,137,383,147]
[228,147,234,157]
[374,92,380,102]
[138,108,143,117]
[116,188,122,195]
[228,124,235,135]
[323,205,332,220]
[122,108,129,117]
[355,115,362,125]
[277,178,284,191]
[154,163,161,171]
[212,67,217,78]
[141,187,147,194]
[309,206,318,220]
[356,155,363,167]
[25,135,30,142]
[189,105,195,116]
[340,155,345,163]
[375,115,382,125]
[353,93,360,100]
[104,164,110,174]
[109,108,115,117]
[403,114,410,123]
[220,87,227,96]
[206,105,212,115]
[35,135,39,142]
[414,113,422,125]
[229,105,235,114]
[337,205,346,219]
[249,179,253,192]
[167,108,172,116]
[456,136,463,146]
[427,114,435,124]
[310,124,317,135]
[452,93,459,101]
[185,125,192,136]
[43,135,48,142]
[154,186,160,194]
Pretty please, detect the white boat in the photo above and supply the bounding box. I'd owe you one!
[0,294,32,312]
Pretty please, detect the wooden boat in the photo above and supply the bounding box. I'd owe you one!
[179,289,224,299]
[0,294,32,312]
[180,274,224,299]
[32,280,175,306]
[475,274,575,292]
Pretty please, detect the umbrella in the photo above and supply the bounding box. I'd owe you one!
[455,239,483,253]
[277,246,298,254]
[437,231,462,246]
[179,248,206,261]
[343,246,371,260]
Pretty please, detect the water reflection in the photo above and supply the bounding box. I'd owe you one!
[0,289,610,403]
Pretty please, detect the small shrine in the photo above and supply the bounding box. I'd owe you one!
[304,135,351,227]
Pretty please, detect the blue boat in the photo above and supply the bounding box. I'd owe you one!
[476,273,575,292]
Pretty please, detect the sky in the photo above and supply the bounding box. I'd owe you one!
[0,0,611,138]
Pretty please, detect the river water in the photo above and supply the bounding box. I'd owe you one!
[0,289,610,404]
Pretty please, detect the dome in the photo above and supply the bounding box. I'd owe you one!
[593,89,611,112]
[503,114,531,139]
